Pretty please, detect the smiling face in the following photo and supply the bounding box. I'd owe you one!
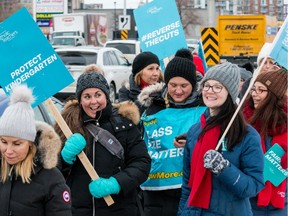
[251,81,268,109]
[202,80,229,116]
[80,88,107,118]
[0,136,31,165]
[140,63,161,85]
[167,77,193,103]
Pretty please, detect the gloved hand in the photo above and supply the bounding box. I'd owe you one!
[204,149,230,175]
[89,177,121,198]
[61,133,86,164]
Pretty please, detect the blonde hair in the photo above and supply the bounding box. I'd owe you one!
[134,70,164,86]
[1,143,36,183]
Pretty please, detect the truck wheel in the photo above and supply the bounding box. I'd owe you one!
[109,83,116,102]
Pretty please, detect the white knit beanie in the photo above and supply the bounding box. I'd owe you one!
[201,62,240,103]
[257,43,273,66]
[0,85,36,142]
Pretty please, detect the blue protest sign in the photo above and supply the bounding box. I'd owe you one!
[264,144,288,186]
[0,7,74,107]
[141,106,206,190]
[269,16,288,69]
[134,0,187,60]
[198,40,208,73]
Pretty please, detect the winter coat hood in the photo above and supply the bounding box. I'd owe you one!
[35,121,61,169]
[138,82,204,108]
[138,82,165,107]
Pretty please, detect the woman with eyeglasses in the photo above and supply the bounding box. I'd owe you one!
[178,62,264,216]
[243,68,288,216]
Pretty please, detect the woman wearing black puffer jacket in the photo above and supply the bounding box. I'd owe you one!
[0,85,72,216]
[54,64,151,216]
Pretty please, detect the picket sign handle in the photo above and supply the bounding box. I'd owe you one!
[44,98,114,206]
[215,59,266,150]
[163,57,170,68]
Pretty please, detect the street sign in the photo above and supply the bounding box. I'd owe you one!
[201,27,220,66]
[119,15,131,30]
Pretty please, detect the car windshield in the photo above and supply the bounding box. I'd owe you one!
[51,38,75,46]
[106,43,136,54]
[57,51,97,66]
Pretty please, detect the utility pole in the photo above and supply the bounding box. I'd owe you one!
[114,1,117,39]
[123,0,127,15]
[207,0,216,27]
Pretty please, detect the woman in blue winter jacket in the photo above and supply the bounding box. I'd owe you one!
[178,62,265,216]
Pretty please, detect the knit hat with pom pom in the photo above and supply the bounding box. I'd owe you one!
[164,48,197,87]
[76,64,110,101]
[0,85,36,141]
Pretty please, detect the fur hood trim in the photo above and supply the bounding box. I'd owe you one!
[113,101,140,125]
[35,121,61,169]
[138,82,165,107]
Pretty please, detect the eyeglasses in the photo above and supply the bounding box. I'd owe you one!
[202,84,223,93]
[250,87,268,94]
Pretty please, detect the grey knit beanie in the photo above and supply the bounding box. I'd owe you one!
[76,64,110,101]
[0,85,36,142]
[240,67,252,81]
[201,62,240,103]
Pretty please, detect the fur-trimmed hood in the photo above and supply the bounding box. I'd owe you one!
[113,101,140,125]
[35,121,61,169]
[138,82,165,107]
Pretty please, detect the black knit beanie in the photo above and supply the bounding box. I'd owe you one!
[164,49,196,87]
[76,65,110,101]
[132,51,160,76]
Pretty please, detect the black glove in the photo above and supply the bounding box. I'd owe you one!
[204,150,229,175]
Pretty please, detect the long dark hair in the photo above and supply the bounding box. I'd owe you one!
[247,92,287,136]
[199,95,247,151]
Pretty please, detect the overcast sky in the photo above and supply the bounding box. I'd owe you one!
[84,0,152,9]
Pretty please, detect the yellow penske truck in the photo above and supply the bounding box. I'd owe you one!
[217,15,277,66]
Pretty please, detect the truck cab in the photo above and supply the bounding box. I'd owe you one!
[50,36,86,49]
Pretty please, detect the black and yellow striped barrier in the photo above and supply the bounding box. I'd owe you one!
[121,30,128,40]
[201,27,220,66]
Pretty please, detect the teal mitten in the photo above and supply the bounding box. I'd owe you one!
[61,133,86,164]
[89,177,121,198]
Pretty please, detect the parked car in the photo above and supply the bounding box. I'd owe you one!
[0,89,63,125]
[55,46,132,102]
[50,36,86,49]
[104,39,141,64]
[186,38,199,54]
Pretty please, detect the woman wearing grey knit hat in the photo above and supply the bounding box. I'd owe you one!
[0,85,72,216]
[178,62,264,215]
[54,64,151,216]
[118,51,164,115]
[137,48,206,216]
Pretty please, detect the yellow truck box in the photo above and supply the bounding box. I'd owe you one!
[217,15,277,65]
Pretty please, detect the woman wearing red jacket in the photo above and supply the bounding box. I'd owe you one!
[243,68,288,216]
